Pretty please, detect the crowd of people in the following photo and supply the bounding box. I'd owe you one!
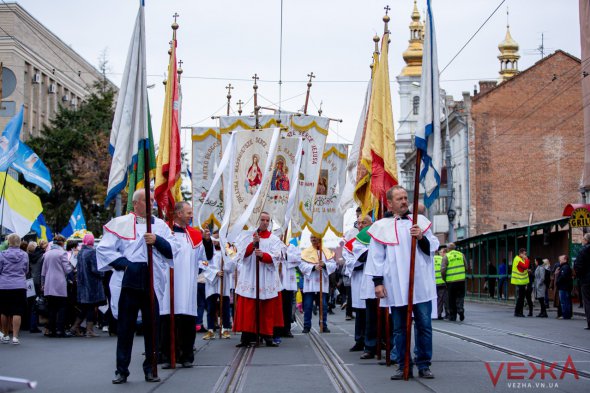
[1,185,589,385]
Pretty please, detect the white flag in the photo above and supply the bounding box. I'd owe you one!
[105,3,149,205]
[416,0,442,208]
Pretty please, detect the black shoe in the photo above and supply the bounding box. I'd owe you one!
[360,352,375,360]
[528,312,533,317]
[265,339,278,347]
[349,343,364,352]
[449,317,457,321]
[321,327,330,333]
[514,313,525,317]
[181,362,193,368]
[437,316,443,320]
[29,328,41,333]
[112,373,127,384]
[283,332,294,338]
[391,367,413,380]
[302,327,310,334]
[235,341,250,348]
[419,368,435,379]
[145,372,161,383]
[161,363,173,369]
[459,312,465,321]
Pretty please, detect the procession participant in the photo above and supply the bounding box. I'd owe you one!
[365,186,439,380]
[274,242,301,339]
[300,235,337,333]
[434,246,449,320]
[343,215,373,354]
[234,212,285,347]
[160,201,213,368]
[203,232,235,340]
[97,189,178,384]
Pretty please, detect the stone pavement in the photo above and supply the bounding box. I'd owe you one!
[0,300,588,393]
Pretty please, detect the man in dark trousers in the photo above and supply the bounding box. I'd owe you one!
[574,233,590,329]
[556,254,574,320]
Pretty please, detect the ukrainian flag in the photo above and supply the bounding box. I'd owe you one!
[31,213,53,242]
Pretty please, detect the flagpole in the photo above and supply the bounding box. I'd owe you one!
[404,148,422,381]
[0,172,9,236]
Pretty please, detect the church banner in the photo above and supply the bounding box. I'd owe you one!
[306,143,348,238]
[192,127,222,229]
[223,128,281,242]
[219,114,291,149]
[286,115,330,235]
[263,136,303,237]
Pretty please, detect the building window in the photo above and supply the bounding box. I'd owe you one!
[412,96,420,115]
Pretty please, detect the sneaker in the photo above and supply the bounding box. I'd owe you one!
[222,330,231,339]
[273,337,282,345]
[102,326,109,333]
[345,315,352,321]
[203,330,216,340]
[419,368,434,379]
[11,337,19,345]
[391,367,413,380]
[1,335,9,344]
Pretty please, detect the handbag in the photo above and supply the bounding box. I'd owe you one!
[25,278,36,298]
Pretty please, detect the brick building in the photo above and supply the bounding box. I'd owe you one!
[0,2,113,139]
[469,50,584,234]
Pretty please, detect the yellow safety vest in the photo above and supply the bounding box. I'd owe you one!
[510,256,529,285]
[434,255,445,285]
[445,250,466,282]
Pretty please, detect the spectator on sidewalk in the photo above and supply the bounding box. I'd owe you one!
[556,255,573,320]
[573,233,590,329]
[533,257,548,318]
[497,259,508,300]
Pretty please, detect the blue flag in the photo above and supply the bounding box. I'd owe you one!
[11,142,52,193]
[31,213,54,242]
[415,0,442,208]
[61,201,86,238]
[0,105,24,171]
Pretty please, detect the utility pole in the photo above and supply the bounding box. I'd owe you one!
[443,95,456,242]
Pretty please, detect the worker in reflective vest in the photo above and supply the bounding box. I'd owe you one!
[434,246,448,320]
[441,243,467,321]
[511,248,530,317]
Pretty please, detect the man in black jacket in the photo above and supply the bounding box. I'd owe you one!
[574,233,590,329]
[556,255,574,320]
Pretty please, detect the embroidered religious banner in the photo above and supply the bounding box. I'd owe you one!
[263,136,303,237]
[306,143,348,238]
[286,115,330,236]
[222,128,281,242]
[192,127,222,229]
[218,114,291,148]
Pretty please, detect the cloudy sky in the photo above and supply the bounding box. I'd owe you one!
[10,0,582,149]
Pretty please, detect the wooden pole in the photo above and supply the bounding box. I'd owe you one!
[219,255,225,339]
[254,232,261,346]
[303,72,315,115]
[404,149,422,381]
[318,240,323,333]
[252,74,260,129]
[376,300,382,360]
[143,140,158,377]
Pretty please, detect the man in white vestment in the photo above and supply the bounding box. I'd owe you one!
[202,233,235,340]
[97,190,178,384]
[299,235,337,333]
[344,215,377,357]
[234,212,285,347]
[365,186,439,380]
[160,201,213,368]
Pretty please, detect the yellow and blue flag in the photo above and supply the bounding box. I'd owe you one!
[0,171,43,237]
[31,213,53,241]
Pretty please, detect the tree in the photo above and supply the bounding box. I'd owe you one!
[26,83,117,235]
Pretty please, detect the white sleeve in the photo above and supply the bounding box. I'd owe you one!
[364,240,386,277]
[96,231,122,272]
[298,261,314,277]
[425,229,440,256]
[325,258,337,275]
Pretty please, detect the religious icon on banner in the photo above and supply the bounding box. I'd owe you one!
[316,170,328,195]
[245,154,262,194]
[271,155,290,191]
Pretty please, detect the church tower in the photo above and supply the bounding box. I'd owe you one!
[498,10,520,82]
[396,0,424,184]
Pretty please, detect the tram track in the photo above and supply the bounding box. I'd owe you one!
[211,345,255,393]
[296,315,366,393]
[432,326,590,379]
[454,321,590,355]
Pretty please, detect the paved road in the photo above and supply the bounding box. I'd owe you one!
[0,300,588,393]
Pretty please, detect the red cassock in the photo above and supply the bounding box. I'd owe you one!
[233,230,284,336]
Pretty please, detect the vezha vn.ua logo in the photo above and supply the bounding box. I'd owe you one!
[484,356,579,387]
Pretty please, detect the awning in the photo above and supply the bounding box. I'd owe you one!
[562,204,590,216]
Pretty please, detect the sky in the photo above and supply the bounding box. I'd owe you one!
[9,0,582,150]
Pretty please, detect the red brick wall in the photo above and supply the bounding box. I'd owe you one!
[470,51,584,234]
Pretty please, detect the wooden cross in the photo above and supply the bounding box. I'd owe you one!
[307,72,315,85]
[252,73,259,86]
[173,12,179,22]
[178,59,183,68]
[384,5,390,15]
[237,99,244,116]
[226,83,234,97]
